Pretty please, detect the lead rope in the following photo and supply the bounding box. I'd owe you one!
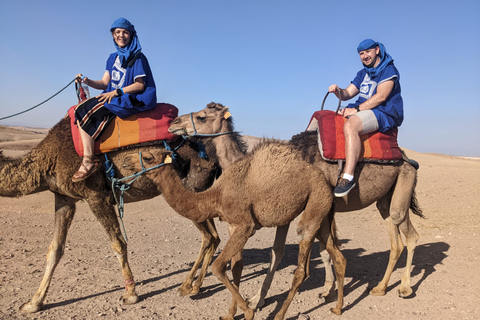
[0,77,79,121]
[104,149,173,242]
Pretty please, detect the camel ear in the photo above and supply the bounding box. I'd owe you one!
[164,155,173,164]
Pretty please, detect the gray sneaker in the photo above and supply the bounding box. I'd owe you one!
[334,178,356,197]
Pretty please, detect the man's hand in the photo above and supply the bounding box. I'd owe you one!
[339,107,358,118]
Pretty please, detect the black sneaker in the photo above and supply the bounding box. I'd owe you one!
[334,178,356,197]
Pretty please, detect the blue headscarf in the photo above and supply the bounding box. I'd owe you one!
[110,18,142,68]
[357,39,393,78]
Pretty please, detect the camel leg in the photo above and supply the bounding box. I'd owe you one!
[178,219,220,296]
[211,223,255,320]
[273,236,315,320]
[247,224,289,309]
[86,198,139,305]
[315,217,346,316]
[19,193,77,313]
[317,220,336,299]
[397,213,419,297]
[371,167,419,297]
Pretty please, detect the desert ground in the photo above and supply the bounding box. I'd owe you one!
[0,124,479,320]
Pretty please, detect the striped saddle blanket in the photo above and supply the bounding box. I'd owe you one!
[306,110,402,163]
[69,103,179,156]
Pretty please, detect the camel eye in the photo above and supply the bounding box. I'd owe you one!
[196,116,207,122]
[142,154,154,163]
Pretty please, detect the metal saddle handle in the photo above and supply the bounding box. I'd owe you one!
[320,90,342,115]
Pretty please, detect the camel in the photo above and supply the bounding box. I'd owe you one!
[0,115,220,313]
[122,141,346,320]
[168,102,424,309]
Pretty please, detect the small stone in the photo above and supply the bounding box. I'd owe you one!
[298,313,310,320]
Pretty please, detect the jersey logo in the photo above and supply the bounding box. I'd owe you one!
[359,74,377,100]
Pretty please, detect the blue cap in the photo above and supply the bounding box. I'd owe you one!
[110,17,136,35]
[357,39,378,53]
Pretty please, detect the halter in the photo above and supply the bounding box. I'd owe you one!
[183,112,238,139]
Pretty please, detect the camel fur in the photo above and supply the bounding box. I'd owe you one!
[0,115,219,313]
[169,102,424,309]
[122,141,346,320]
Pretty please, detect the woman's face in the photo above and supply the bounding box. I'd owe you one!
[112,28,131,48]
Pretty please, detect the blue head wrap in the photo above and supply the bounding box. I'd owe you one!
[110,18,142,68]
[357,39,393,78]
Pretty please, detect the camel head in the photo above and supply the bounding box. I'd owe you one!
[122,150,172,175]
[169,102,233,137]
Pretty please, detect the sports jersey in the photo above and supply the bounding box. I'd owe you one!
[347,63,403,132]
[103,52,157,119]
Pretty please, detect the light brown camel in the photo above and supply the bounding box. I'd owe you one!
[122,141,346,320]
[169,102,424,309]
[0,115,220,313]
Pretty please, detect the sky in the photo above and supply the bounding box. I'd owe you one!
[0,0,479,157]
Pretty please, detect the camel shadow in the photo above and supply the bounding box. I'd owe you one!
[265,241,450,319]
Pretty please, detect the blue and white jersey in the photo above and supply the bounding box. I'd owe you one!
[348,63,403,132]
[103,52,157,119]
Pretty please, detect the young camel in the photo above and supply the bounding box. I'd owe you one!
[0,114,219,313]
[123,141,346,320]
[169,102,424,309]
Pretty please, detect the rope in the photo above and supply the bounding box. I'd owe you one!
[104,140,184,242]
[0,77,79,121]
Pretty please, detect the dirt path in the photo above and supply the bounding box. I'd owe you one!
[1,126,479,320]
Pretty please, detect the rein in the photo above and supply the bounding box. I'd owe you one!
[104,140,182,242]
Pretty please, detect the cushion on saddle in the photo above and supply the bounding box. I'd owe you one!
[306,110,402,163]
[69,103,179,156]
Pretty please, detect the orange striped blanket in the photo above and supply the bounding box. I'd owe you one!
[69,103,179,156]
[306,110,402,162]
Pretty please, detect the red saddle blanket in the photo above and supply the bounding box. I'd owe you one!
[69,103,179,156]
[306,110,402,162]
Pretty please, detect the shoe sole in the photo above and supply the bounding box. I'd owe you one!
[334,182,356,197]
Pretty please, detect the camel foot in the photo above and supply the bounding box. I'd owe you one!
[330,307,342,315]
[369,286,386,296]
[119,293,139,305]
[246,294,265,310]
[398,286,413,298]
[319,281,336,299]
[177,283,194,296]
[19,302,43,314]
[219,316,234,320]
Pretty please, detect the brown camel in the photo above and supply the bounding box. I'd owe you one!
[0,115,219,313]
[169,102,424,309]
[122,141,346,320]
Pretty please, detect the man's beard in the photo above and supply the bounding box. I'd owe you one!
[363,59,376,69]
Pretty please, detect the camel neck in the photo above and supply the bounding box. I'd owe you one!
[213,134,245,169]
[158,165,220,223]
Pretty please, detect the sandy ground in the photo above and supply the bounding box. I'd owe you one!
[0,125,479,320]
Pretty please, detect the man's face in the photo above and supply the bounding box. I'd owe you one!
[359,46,380,68]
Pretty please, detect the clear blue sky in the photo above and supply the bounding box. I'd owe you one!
[1,0,479,156]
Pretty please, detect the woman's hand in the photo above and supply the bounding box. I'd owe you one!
[75,74,90,86]
[97,90,119,104]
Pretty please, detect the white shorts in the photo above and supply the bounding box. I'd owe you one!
[355,110,379,134]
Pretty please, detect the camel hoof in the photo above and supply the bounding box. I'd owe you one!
[177,283,193,296]
[369,287,386,296]
[246,295,265,310]
[119,293,139,305]
[219,316,235,320]
[330,307,342,315]
[19,302,42,314]
[398,287,413,298]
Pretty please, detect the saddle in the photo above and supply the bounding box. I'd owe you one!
[306,110,402,163]
[69,103,179,156]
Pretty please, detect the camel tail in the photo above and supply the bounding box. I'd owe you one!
[410,189,425,219]
[328,203,341,247]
